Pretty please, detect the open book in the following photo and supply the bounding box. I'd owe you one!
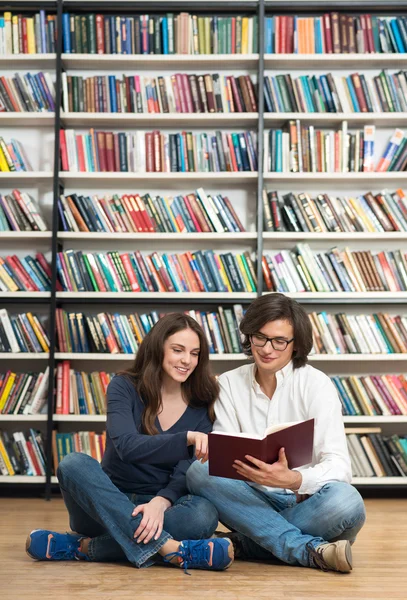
[208,419,314,480]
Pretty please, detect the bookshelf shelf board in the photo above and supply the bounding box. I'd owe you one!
[264,112,407,127]
[56,292,256,300]
[0,113,55,126]
[0,231,52,239]
[62,112,259,127]
[59,172,258,184]
[0,54,56,68]
[0,414,47,421]
[263,232,407,241]
[263,292,407,303]
[0,475,46,483]
[62,53,260,70]
[263,173,407,183]
[0,172,53,182]
[344,416,407,423]
[309,354,407,361]
[264,53,407,69]
[0,353,49,359]
[58,232,257,241]
[55,352,247,361]
[54,414,107,422]
[0,292,51,299]
[351,477,407,485]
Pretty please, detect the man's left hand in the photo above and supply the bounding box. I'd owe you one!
[233,447,302,490]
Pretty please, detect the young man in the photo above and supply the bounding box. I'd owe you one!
[187,293,366,573]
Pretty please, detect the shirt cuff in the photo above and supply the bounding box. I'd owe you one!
[292,467,320,496]
[156,488,178,505]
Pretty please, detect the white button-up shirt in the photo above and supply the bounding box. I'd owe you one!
[213,360,352,495]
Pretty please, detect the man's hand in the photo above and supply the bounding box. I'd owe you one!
[132,496,171,544]
[233,447,303,490]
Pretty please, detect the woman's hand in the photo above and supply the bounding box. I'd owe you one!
[132,496,171,544]
[187,431,209,463]
[233,447,303,490]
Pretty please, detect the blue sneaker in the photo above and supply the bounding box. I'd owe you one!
[163,537,234,574]
[26,529,89,561]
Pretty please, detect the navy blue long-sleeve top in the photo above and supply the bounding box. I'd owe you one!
[101,374,213,504]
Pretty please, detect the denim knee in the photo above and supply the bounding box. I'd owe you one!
[186,460,210,494]
[57,452,97,484]
[320,482,366,529]
[189,496,219,538]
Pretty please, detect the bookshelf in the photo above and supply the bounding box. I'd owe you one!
[1,0,407,494]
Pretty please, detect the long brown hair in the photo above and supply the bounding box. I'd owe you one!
[120,313,219,435]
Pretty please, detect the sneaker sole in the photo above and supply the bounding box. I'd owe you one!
[223,537,235,570]
[338,541,353,573]
[26,529,43,560]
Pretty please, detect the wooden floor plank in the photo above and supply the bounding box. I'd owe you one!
[1,497,406,600]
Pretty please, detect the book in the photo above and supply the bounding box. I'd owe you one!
[208,418,314,480]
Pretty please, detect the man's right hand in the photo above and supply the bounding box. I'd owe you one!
[187,431,209,463]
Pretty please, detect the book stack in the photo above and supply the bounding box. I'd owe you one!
[59,188,245,234]
[346,430,407,477]
[333,374,407,416]
[0,72,55,113]
[264,70,407,114]
[262,188,407,233]
[52,430,106,471]
[60,128,258,173]
[262,243,407,293]
[62,12,258,55]
[56,250,257,293]
[0,10,57,54]
[0,309,49,353]
[0,253,52,292]
[309,311,407,355]
[0,137,32,172]
[0,368,49,415]
[62,72,257,114]
[0,429,46,476]
[55,362,111,415]
[56,305,245,355]
[265,13,407,54]
[0,190,48,231]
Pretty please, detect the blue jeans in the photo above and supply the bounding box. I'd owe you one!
[57,452,219,567]
[186,461,366,568]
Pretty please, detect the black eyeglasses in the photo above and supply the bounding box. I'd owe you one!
[250,334,295,351]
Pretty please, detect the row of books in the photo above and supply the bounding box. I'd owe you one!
[0,309,49,354]
[62,13,258,56]
[0,189,48,232]
[59,188,245,234]
[309,312,407,356]
[56,362,110,416]
[56,305,245,357]
[52,430,106,470]
[62,72,257,115]
[262,244,407,294]
[264,122,399,174]
[0,11,57,55]
[60,129,258,174]
[0,137,32,172]
[346,431,407,478]
[264,70,407,115]
[0,429,46,476]
[0,71,55,113]
[0,368,49,415]
[0,253,52,292]
[262,188,407,233]
[265,14,407,55]
[334,375,407,417]
[56,249,257,294]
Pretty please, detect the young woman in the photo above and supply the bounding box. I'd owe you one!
[26,313,233,573]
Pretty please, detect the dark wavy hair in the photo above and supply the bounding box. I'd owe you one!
[239,293,313,368]
[120,313,218,435]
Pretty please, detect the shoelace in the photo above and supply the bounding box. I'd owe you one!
[163,540,210,575]
[307,544,330,572]
[49,536,81,560]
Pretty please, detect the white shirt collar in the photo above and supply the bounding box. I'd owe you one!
[251,360,294,394]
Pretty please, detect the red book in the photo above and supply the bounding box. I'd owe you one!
[170,75,182,113]
[185,251,206,291]
[25,440,43,475]
[145,133,154,172]
[365,15,375,53]
[6,255,38,291]
[230,77,243,112]
[175,74,187,112]
[350,74,368,112]
[183,195,202,232]
[323,14,333,53]
[134,194,155,232]
[286,16,294,54]
[231,17,236,53]
[22,18,28,53]
[360,15,370,53]
[151,252,175,292]
[96,14,105,54]
[105,132,115,171]
[113,133,120,172]
[59,130,69,171]
[145,255,167,292]
[75,136,86,172]
[62,360,70,414]
[35,253,63,291]
[121,195,144,232]
[208,419,315,480]
[1,77,20,111]
[182,74,194,113]
[280,15,287,54]
[134,251,155,292]
[120,253,141,291]
[96,132,107,171]
[55,308,65,351]
[274,16,281,53]
[226,134,239,172]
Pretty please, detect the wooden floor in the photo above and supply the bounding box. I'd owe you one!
[1,497,406,600]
